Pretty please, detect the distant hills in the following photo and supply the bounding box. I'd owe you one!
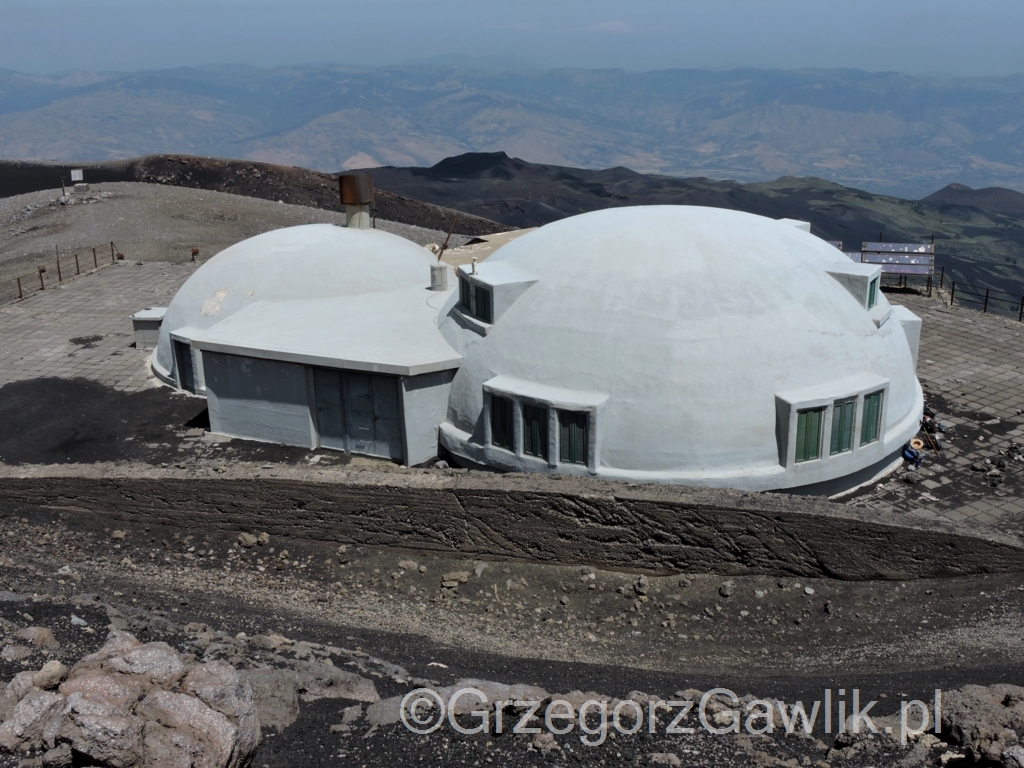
[2,64,1024,198]
[363,152,1024,296]
[923,184,1024,220]
[3,151,1022,297]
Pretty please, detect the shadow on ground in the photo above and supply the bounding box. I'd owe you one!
[0,376,354,466]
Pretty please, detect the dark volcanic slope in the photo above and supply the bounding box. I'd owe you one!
[923,182,1024,219]
[363,152,1024,296]
[0,155,509,237]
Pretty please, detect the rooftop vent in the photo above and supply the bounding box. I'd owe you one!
[339,173,373,230]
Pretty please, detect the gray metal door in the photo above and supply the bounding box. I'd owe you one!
[370,375,402,460]
[344,372,376,455]
[313,368,346,450]
[315,368,402,461]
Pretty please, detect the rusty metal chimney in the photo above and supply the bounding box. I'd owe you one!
[339,173,373,230]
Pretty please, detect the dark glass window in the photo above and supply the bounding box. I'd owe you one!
[474,285,493,323]
[459,275,471,311]
[558,410,589,465]
[795,407,824,462]
[490,395,514,451]
[861,391,883,445]
[868,278,879,309]
[523,404,548,459]
[830,398,856,455]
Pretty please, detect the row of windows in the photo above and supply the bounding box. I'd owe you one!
[490,396,588,465]
[795,390,883,463]
[458,275,493,323]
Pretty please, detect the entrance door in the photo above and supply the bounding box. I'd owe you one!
[313,368,403,461]
[313,368,346,450]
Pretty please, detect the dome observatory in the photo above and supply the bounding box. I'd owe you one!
[150,205,922,495]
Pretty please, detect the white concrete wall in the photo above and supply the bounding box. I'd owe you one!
[204,351,315,448]
[401,369,456,466]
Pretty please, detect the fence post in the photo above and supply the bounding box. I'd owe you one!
[16,277,22,300]
[983,288,990,313]
[110,242,115,262]
[950,282,956,305]
[1019,296,1023,323]
[74,254,80,275]
[39,270,45,291]
[56,256,62,283]
[939,266,945,289]
[926,274,932,297]
[92,247,97,268]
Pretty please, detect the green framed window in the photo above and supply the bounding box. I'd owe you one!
[473,285,493,323]
[861,390,883,445]
[558,410,589,465]
[830,398,856,455]
[522,404,548,459]
[795,407,824,463]
[490,395,514,451]
[867,278,879,309]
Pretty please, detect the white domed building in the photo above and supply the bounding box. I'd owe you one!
[149,206,923,494]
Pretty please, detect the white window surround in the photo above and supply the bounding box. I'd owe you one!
[775,373,890,470]
[826,262,883,311]
[481,375,608,474]
[457,263,537,325]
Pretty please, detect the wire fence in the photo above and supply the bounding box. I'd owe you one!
[0,241,123,304]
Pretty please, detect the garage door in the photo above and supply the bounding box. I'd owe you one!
[313,368,403,461]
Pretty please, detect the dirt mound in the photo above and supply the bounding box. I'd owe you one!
[0,155,509,237]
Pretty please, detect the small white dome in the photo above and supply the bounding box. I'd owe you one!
[153,224,433,381]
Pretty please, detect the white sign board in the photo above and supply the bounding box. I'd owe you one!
[70,169,83,182]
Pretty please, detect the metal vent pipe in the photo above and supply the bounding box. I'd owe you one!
[339,173,374,230]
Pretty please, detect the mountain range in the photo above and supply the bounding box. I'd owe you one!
[2,64,1024,198]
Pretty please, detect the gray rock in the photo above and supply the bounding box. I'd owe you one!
[16,627,60,649]
[1,645,32,662]
[294,661,380,703]
[136,689,236,768]
[237,532,258,549]
[32,661,68,690]
[0,690,64,752]
[1004,745,1024,768]
[0,591,26,603]
[41,743,72,768]
[238,667,299,732]
[648,754,682,767]
[718,580,736,598]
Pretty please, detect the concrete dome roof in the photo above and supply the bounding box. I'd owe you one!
[153,224,433,380]
[439,205,922,491]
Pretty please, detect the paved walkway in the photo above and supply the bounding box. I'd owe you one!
[846,289,1024,540]
[0,261,197,392]
[1,266,1023,538]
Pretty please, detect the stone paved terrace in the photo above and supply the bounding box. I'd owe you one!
[0,260,197,391]
[1,263,1023,537]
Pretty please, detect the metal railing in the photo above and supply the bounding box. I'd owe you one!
[944,272,1024,322]
[1,241,123,304]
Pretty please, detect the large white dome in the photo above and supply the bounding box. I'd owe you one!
[438,205,923,492]
[153,224,434,382]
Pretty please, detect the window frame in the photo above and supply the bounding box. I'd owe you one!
[829,397,856,456]
[522,403,548,460]
[867,277,879,309]
[860,390,883,446]
[489,394,514,452]
[795,407,825,463]
[558,409,589,465]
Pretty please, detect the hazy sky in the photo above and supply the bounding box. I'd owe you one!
[4,0,1023,77]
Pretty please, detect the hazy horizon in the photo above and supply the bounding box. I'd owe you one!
[5,0,1024,77]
